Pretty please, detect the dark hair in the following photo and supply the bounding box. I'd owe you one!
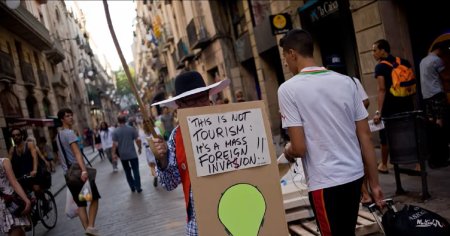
[10,128,25,142]
[374,39,391,53]
[100,121,109,131]
[57,108,73,121]
[117,115,127,124]
[279,29,314,57]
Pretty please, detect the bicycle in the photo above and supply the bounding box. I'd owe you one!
[17,175,58,236]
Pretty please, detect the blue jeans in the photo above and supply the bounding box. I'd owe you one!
[121,158,141,191]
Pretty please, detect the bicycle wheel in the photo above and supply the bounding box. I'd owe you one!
[37,190,58,229]
[25,214,35,236]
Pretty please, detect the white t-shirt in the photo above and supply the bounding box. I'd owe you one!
[278,67,368,191]
[354,78,368,101]
[100,127,115,149]
[139,131,156,164]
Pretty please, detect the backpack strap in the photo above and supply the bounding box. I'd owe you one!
[380,60,393,67]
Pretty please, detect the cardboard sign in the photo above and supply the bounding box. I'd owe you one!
[179,101,289,236]
[186,108,271,177]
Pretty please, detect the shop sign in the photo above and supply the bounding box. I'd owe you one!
[309,0,339,23]
[269,13,292,35]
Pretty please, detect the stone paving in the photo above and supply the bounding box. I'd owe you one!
[26,143,450,235]
[34,148,186,236]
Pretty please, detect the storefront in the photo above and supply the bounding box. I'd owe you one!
[298,0,360,77]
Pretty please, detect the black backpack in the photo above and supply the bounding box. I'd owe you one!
[383,204,450,236]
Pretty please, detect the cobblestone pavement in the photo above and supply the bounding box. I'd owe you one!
[13,143,450,235]
[34,147,186,236]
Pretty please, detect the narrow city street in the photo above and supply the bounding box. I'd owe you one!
[35,149,186,236]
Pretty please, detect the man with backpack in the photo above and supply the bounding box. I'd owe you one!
[372,39,415,173]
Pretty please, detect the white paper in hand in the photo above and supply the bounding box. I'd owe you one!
[277,153,290,164]
[368,119,384,132]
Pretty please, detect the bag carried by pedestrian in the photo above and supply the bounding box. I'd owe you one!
[0,192,25,217]
[380,57,416,97]
[65,188,78,219]
[367,199,450,236]
[57,133,97,187]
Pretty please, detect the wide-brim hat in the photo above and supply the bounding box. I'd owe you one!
[151,71,230,108]
[429,33,450,52]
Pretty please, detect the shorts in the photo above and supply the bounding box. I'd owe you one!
[424,92,446,120]
[66,177,101,207]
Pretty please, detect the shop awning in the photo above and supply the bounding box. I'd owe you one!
[6,118,54,128]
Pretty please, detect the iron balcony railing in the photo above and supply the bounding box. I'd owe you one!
[38,69,50,91]
[20,62,36,86]
[177,36,194,63]
[186,16,211,50]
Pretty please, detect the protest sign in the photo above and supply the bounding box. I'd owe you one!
[178,101,288,236]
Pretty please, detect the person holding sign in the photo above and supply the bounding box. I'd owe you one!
[151,71,229,236]
[278,29,384,236]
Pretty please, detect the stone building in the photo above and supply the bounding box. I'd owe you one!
[0,0,119,156]
[133,0,448,142]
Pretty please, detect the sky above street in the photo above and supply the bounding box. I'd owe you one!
[66,0,136,70]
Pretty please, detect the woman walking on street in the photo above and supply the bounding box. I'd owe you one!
[0,157,32,236]
[100,122,118,172]
[93,129,105,160]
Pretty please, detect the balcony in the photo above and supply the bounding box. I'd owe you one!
[0,2,52,50]
[234,32,253,62]
[172,50,183,70]
[38,69,50,91]
[156,56,168,73]
[187,16,211,50]
[0,50,16,84]
[177,36,194,63]
[165,23,174,42]
[44,41,65,64]
[20,62,36,86]
[51,72,68,88]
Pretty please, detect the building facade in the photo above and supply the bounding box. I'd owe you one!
[0,0,119,157]
[133,0,448,143]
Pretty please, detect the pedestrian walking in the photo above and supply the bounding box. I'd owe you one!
[99,122,118,172]
[112,116,142,193]
[420,39,450,168]
[372,39,416,173]
[93,128,105,160]
[0,157,32,236]
[139,127,158,187]
[278,29,384,235]
[152,71,230,236]
[56,108,101,236]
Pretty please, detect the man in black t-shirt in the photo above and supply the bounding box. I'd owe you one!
[372,39,415,173]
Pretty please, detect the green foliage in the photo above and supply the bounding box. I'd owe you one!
[114,67,139,109]
[115,67,136,97]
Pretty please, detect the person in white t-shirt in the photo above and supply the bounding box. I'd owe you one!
[99,121,118,172]
[139,126,158,187]
[278,29,384,236]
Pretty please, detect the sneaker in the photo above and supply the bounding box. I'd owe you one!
[137,188,143,193]
[113,167,118,172]
[153,177,158,187]
[85,226,99,236]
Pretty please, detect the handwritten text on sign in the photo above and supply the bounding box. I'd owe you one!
[187,109,271,177]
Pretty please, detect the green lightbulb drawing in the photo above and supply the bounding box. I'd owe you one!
[218,183,266,236]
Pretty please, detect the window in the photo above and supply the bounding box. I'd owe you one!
[229,0,247,38]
